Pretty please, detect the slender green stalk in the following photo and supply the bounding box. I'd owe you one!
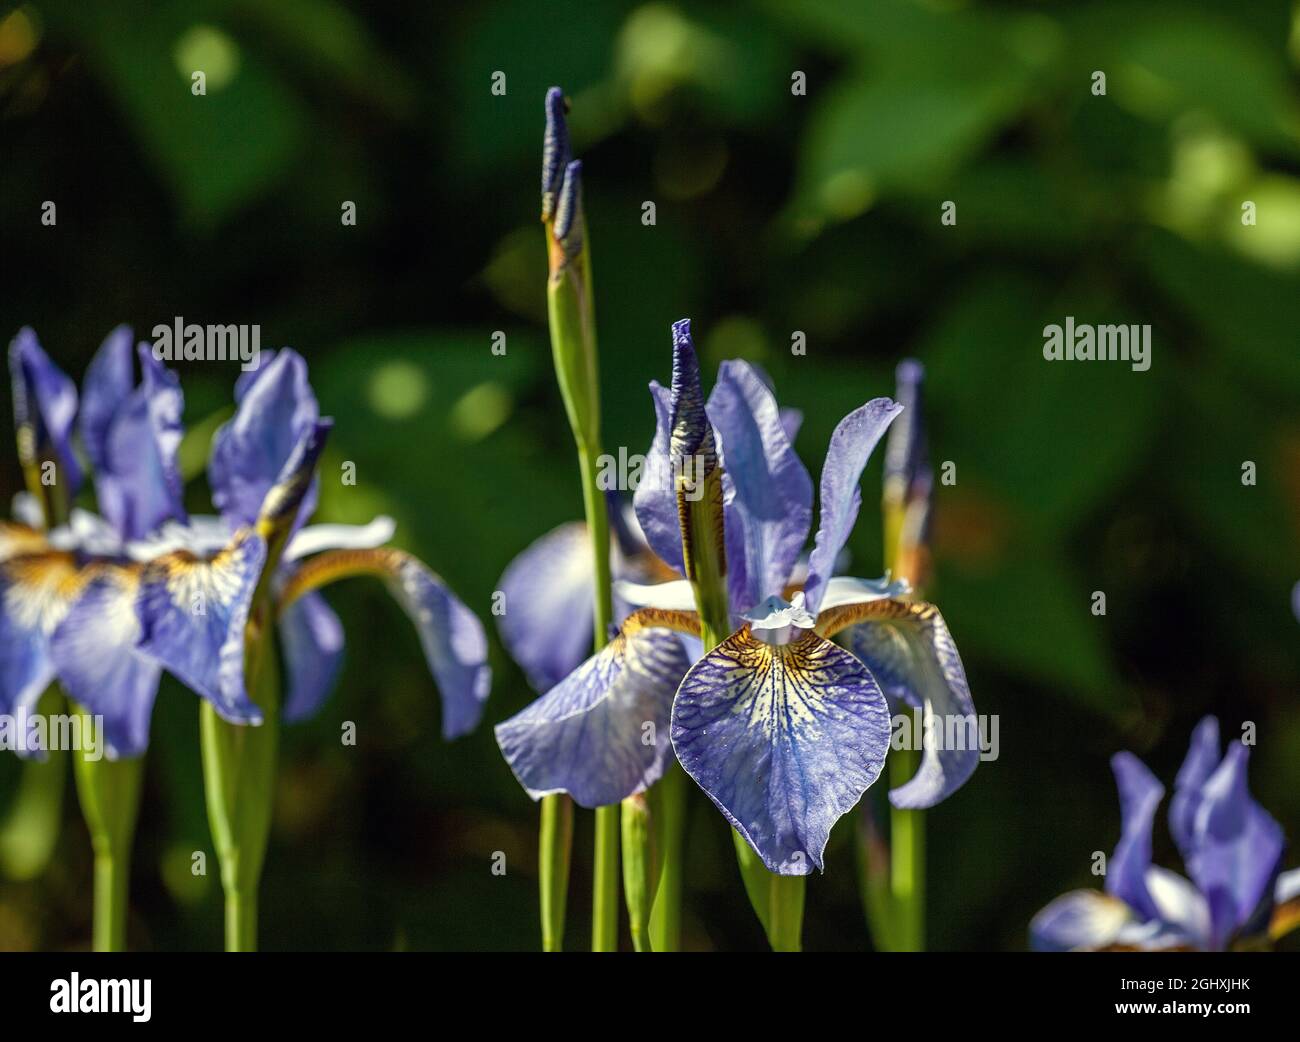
[646,762,687,951]
[200,616,279,952]
[72,740,143,953]
[538,793,573,952]
[889,748,925,950]
[855,804,896,950]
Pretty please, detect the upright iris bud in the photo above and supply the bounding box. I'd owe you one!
[668,319,729,647]
[538,87,618,952]
[8,329,81,525]
[882,359,932,587]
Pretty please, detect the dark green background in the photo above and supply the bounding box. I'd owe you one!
[1,0,1297,950]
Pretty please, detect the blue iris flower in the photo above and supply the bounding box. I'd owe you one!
[2,329,490,759]
[1031,716,1299,951]
[496,319,977,874]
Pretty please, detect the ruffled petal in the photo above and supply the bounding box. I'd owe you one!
[279,590,345,723]
[1030,890,1133,952]
[9,328,82,495]
[495,626,690,806]
[802,398,903,615]
[1106,752,1165,922]
[279,548,490,738]
[497,521,593,693]
[208,349,319,528]
[135,528,268,724]
[48,564,162,758]
[837,598,978,808]
[0,551,80,716]
[671,627,891,874]
[1182,742,1284,949]
[706,360,813,611]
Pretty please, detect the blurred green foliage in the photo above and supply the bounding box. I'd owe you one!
[0,0,1297,951]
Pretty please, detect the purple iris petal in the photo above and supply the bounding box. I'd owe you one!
[495,627,689,806]
[671,628,891,874]
[802,398,903,615]
[707,360,813,613]
[279,590,345,724]
[135,527,268,724]
[1182,742,1284,949]
[48,565,162,759]
[497,521,594,693]
[1030,890,1132,952]
[208,349,319,528]
[1169,715,1220,860]
[84,344,188,541]
[384,555,491,739]
[778,408,803,444]
[1106,752,1165,922]
[8,328,82,495]
[632,380,686,575]
[80,327,134,472]
[0,552,75,719]
[845,600,978,809]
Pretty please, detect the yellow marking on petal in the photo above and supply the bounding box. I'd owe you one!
[0,523,50,562]
[814,596,939,639]
[619,607,702,639]
[1271,896,1300,942]
[276,547,407,611]
[2,551,85,633]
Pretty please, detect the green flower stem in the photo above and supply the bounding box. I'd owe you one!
[855,805,896,950]
[200,615,279,953]
[538,793,573,952]
[0,687,67,882]
[889,749,925,951]
[646,761,686,951]
[72,735,143,953]
[620,794,655,952]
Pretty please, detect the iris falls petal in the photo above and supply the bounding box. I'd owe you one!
[0,551,81,716]
[1030,890,1133,952]
[496,619,691,806]
[279,549,491,738]
[48,564,162,758]
[829,598,978,808]
[672,627,891,874]
[136,528,268,724]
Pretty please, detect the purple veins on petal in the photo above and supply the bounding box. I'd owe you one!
[671,626,891,875]
[496,626,690,807]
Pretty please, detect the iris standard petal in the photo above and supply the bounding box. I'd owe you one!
[279,548,491,738]
[48,564,162,759]
[92,348,188,541]
[832,597,978,809]
[497,521,594,693]
[1030,890,1133,952]
[706,359,813,612]
[1183,742,1284,948]
[80,326,134,472]
[1106,752,1165,922]
[279,590,345,723]
[495,623,691,806]
[1169,715,1220,861]
[208,349,319,528]
[135,528,268,724]
[672,627,891,874]
[633,380,686,574]
[9,328,82,494]
[0,551,80,716]
[802,398,903,615]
